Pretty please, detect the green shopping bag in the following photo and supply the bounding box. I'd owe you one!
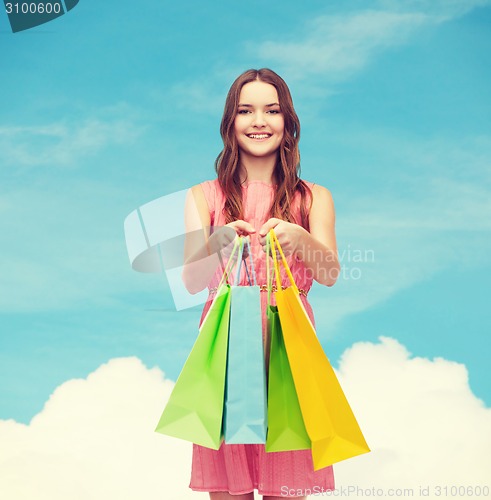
[265,233,310,452]
[154,238,240,449]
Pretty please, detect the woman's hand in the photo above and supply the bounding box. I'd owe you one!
[209,220,255,258]
[258,218,306,257]
[257,186,340,287]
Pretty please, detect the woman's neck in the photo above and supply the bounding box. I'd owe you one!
[238,154,276,185]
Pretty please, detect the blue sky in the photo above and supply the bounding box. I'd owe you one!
[1,1,490,488]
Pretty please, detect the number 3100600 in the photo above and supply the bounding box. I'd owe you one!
[5,2,62,14]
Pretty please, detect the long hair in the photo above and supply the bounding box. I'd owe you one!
[214,68,312,229]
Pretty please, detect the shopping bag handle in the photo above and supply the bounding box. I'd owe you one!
[232,236,258,287]
[265,232,275,306]
[233,237,245,286]
[217,236,241,289]
[242,237,257,286]
[269,229,299,295]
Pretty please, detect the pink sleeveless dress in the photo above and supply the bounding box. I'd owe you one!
[189,179,335,496]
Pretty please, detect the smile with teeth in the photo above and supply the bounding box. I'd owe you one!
[247,133,272,140]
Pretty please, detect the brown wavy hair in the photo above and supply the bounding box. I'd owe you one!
[215,68,312,229]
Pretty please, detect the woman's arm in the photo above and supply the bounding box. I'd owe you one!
[298,184,340,286]
[182,184,256,294]
[258,184,340,287]
[181,184,216,294]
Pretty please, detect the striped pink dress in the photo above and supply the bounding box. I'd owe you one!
[189,179,335,496]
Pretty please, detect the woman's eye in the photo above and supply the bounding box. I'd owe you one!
[268,109,281,114]
[237,109,250,114]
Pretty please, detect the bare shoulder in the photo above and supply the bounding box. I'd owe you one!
[189,183,209,208]
[311,183,333,199]
[308,182,335,215]
[190,183,205,197]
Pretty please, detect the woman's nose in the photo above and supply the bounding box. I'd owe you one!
[252,112,266,126]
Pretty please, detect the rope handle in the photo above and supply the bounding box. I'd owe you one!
[217,237,241,289]
[242,236,257,286]
[266,232,275,306]
[269,229,299,295]
[233,237,245,286]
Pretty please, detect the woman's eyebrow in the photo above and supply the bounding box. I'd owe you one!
[238,103,280,107]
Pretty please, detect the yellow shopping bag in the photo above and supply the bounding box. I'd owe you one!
[269,230,370,470]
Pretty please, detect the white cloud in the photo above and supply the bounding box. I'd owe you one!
[0,114,144,168]
[1,340,489,499]
[334,336,491,495]
[166,9,432,110]
[0,357,205,500]
[251,10,430,82]
[376,0,491,20]
[251,1,490,83]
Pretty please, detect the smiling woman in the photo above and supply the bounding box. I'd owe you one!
[179,68,340,500]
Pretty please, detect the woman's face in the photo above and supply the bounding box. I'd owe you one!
[234,80,285,161]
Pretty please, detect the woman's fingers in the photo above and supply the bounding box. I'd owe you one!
[209,226,236,252]
[210,222,258,261]
[258,221,299,256]
[228,220,256,236]
[261,238,294,257]
[258,217,281,238]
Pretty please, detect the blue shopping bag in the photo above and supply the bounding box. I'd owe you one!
[223,237,267,444]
